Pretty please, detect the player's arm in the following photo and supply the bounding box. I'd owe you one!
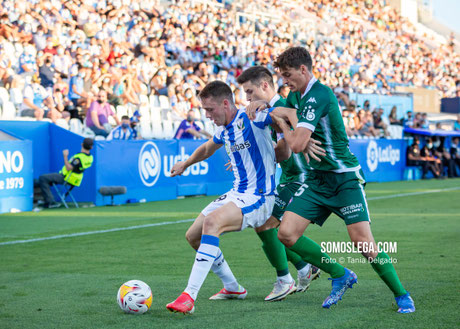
[270,107,298,128]
[274,135,291,163]
[170,139,222,177]
[272,115,312,153]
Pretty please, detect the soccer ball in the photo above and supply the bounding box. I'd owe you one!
[117,280,153,314]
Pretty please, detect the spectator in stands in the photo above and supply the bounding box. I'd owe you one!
[407,137,440,179]
[373,108,389,137]
[174,110,211,139]
[403,111,414,128]
[450,137,460,176]
[420,139,442,178]
[356,109,378,137]
[389,106,402,125]
[18,44,37,76]
[420,113,429,129]
[38,138,94,209]
[85,90,119,137]
[107,115,137,141]
[454,115,460,131]
[68,65,87,110]
[20,74,61,122]
[431,137,456,178]
[38,54,56,91]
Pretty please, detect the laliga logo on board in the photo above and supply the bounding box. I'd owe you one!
[366,140,400,172]
[139,142,161,187]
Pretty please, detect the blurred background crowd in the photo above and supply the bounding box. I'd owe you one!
[0,0,458,141]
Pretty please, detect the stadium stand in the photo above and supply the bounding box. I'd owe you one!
[0,0,457,144]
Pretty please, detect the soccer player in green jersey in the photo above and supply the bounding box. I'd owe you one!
[246,47,415,313]
[237,66,323,298]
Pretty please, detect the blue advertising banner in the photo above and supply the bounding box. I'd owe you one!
[94,139,233,205]
[349,139,406,182]
[0,138,33,213]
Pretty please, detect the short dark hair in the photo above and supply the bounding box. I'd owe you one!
[198,81,233,103]
[236,66,274,88]
[121,115,130,120]
[274,47,312,71]
[82,138,94,150]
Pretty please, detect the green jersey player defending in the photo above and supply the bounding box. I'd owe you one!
[236,66,323,296]
[247,47,415,313]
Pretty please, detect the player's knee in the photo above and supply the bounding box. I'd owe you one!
[277,228,297,248]
[185,230,200,249]
[202,215,220,235]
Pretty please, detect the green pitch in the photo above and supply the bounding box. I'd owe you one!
[1,179,459,328]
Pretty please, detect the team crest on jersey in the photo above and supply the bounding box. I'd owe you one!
[302,105,316,121]
[307,97,317,103]
[305,109,315,121]
[236,118,245,130]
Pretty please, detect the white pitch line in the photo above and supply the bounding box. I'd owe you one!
[367,186,460,201]
[0,218,194,246]
[1,186,459,246]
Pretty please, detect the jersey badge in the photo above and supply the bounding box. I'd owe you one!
[307,97,317,103]
[236,118,245,130]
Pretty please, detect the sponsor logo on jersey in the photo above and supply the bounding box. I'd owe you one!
[307,97,317,103]
[229,140,251,153]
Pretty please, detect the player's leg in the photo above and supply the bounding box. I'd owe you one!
[167,202,244,313]
[333,170,414,313]
[347,222,414,313]
[272,183,319,291]
[185,214,241,298]
[255,216,296,301]
[278,183,358,309]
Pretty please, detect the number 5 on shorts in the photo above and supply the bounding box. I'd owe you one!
[294,184,308,197]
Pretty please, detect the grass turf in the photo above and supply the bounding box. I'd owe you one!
[0,178,459,328]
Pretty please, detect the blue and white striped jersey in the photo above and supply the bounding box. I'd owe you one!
[213,109,276,196]
[107,125,136,141]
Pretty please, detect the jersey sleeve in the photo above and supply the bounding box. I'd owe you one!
[297,98,329,132]
[212,126,225,144]
[253,108,273,129]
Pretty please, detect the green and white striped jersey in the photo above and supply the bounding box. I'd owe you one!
[286,77,360,173]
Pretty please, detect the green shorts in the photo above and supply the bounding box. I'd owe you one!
[285,169,370,226]
[272,182,302,221]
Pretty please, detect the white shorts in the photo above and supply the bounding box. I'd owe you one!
[202,190,275,231]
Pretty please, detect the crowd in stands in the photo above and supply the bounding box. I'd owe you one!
[0,0,458,141]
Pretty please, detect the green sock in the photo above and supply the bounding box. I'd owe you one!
[370,252,407,297]
[285,246,309,270]
[290,236,345,278]
[257,228,289,276]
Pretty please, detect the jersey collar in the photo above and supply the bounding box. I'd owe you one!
[269,94,281,107]
[300,76,318,99]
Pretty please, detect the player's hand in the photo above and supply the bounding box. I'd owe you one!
[245,100,268,120]
[62,149,69,157]
[224,160,232,171]
[304,138,326,163]
[170,161,186,177]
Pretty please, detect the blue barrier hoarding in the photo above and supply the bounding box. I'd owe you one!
[0,138,33,213]
[94,139,233,205]
[349,139,406,182]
